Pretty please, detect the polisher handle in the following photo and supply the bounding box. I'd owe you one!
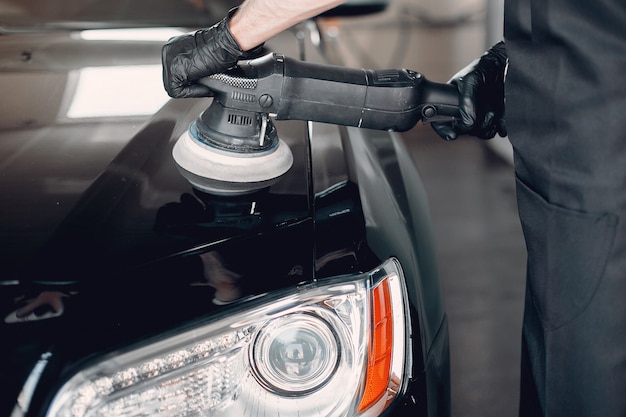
[200,53,460,132]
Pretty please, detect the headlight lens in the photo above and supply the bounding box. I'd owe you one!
[251,312,340,395]
[47,258,410,417]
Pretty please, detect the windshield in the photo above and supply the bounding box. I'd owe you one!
[0,0,240,30]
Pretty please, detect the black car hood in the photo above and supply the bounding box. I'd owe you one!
[11,101,313,287]
[0,29,331,335]
[0,31,314,289]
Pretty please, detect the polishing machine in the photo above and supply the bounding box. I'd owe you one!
[172,52,460,194]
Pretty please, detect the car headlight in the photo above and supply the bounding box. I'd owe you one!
[47,258,410,417]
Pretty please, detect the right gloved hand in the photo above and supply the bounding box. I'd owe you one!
[432,41,508,141]
[162,9,263,98]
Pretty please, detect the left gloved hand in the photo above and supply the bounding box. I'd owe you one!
[161,9,263,98]
[432,41,508,141]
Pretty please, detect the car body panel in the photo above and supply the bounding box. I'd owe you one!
[0,9,449,417]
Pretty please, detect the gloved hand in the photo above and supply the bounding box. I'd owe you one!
[162,9,263,98]
[432,41,508,140]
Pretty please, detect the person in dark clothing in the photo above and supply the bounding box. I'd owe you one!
[161,1,626,415]
[432,1,626,415]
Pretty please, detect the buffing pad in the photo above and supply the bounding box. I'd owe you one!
[172,113,293,195]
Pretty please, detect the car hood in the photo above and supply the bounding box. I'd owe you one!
[0,28,340,334]
[0,30,314,287]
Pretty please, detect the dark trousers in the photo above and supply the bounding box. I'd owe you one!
[514,175,626,416]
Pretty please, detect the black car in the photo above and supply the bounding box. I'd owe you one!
[0,1,450,416]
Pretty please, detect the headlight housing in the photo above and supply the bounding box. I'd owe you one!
[47,258,410,417]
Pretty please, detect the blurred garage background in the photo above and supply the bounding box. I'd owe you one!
[320,1,526,416]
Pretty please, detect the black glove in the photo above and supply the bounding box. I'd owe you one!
[432,41,508,140]
[162,9,263,98]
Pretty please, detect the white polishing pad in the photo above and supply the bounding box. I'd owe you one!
[172,129,293,195]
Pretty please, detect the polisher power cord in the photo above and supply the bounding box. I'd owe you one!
[199,52,460,135]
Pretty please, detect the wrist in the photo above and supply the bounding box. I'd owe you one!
[487,41,508,68]
[227,7,263,52]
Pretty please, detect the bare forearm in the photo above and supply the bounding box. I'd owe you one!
[229,0,345,50]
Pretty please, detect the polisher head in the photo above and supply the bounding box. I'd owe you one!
[172,101,293,195]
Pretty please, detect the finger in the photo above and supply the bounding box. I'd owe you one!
[481,111,494,132]
[457,73,480,127]
[175,84,213,98]
[431,123,458,141]
[498,116,507,137]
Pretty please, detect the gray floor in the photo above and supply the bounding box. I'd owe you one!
[327,3,527,416]
[407,131,526,417]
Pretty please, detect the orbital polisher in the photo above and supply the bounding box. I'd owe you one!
[172,52,460,195]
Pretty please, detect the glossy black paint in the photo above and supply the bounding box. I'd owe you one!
[0,12,449,417]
